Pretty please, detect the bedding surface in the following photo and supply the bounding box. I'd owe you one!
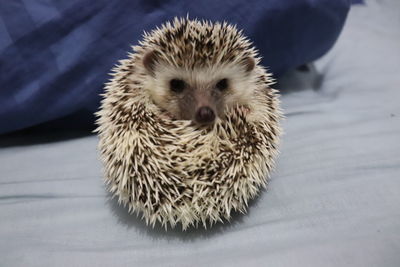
[1,1,399,266]
[0,0,349,134]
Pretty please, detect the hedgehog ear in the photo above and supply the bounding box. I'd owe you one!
[143,50,158,76]
[243,57,255,73]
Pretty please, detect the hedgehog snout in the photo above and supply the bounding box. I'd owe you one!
[195,106,215,124]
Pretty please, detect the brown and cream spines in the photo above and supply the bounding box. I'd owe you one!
[95,17,283,230]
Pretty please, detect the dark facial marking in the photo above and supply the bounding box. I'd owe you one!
[177,89,195,120]
[170,79,186,93]
[216,78,228,91]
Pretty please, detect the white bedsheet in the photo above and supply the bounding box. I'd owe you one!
[1,1,399,266]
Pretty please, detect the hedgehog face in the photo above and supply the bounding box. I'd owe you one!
[134,18,261,125]
[143,55,256,124]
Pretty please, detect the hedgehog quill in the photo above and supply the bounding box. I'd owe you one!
[96,17,283,230]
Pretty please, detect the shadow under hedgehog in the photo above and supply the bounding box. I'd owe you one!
[96,17,283,230]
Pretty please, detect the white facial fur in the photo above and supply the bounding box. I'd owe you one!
[142,62,258,122]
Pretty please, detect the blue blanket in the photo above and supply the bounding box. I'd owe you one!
[0,0,350,134]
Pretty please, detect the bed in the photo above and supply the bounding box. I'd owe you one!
[1,1,399,266]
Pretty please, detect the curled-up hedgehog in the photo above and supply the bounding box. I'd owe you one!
[96,17,283,230]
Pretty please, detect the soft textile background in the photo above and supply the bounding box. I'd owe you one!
[0,0,350,134]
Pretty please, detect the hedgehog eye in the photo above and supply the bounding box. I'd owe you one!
[216,78,228,91]
[169,79,185,93]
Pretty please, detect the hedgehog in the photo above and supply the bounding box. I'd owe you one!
[95,17,282,230]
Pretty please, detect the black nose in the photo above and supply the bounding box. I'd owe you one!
[195,106,215,124]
